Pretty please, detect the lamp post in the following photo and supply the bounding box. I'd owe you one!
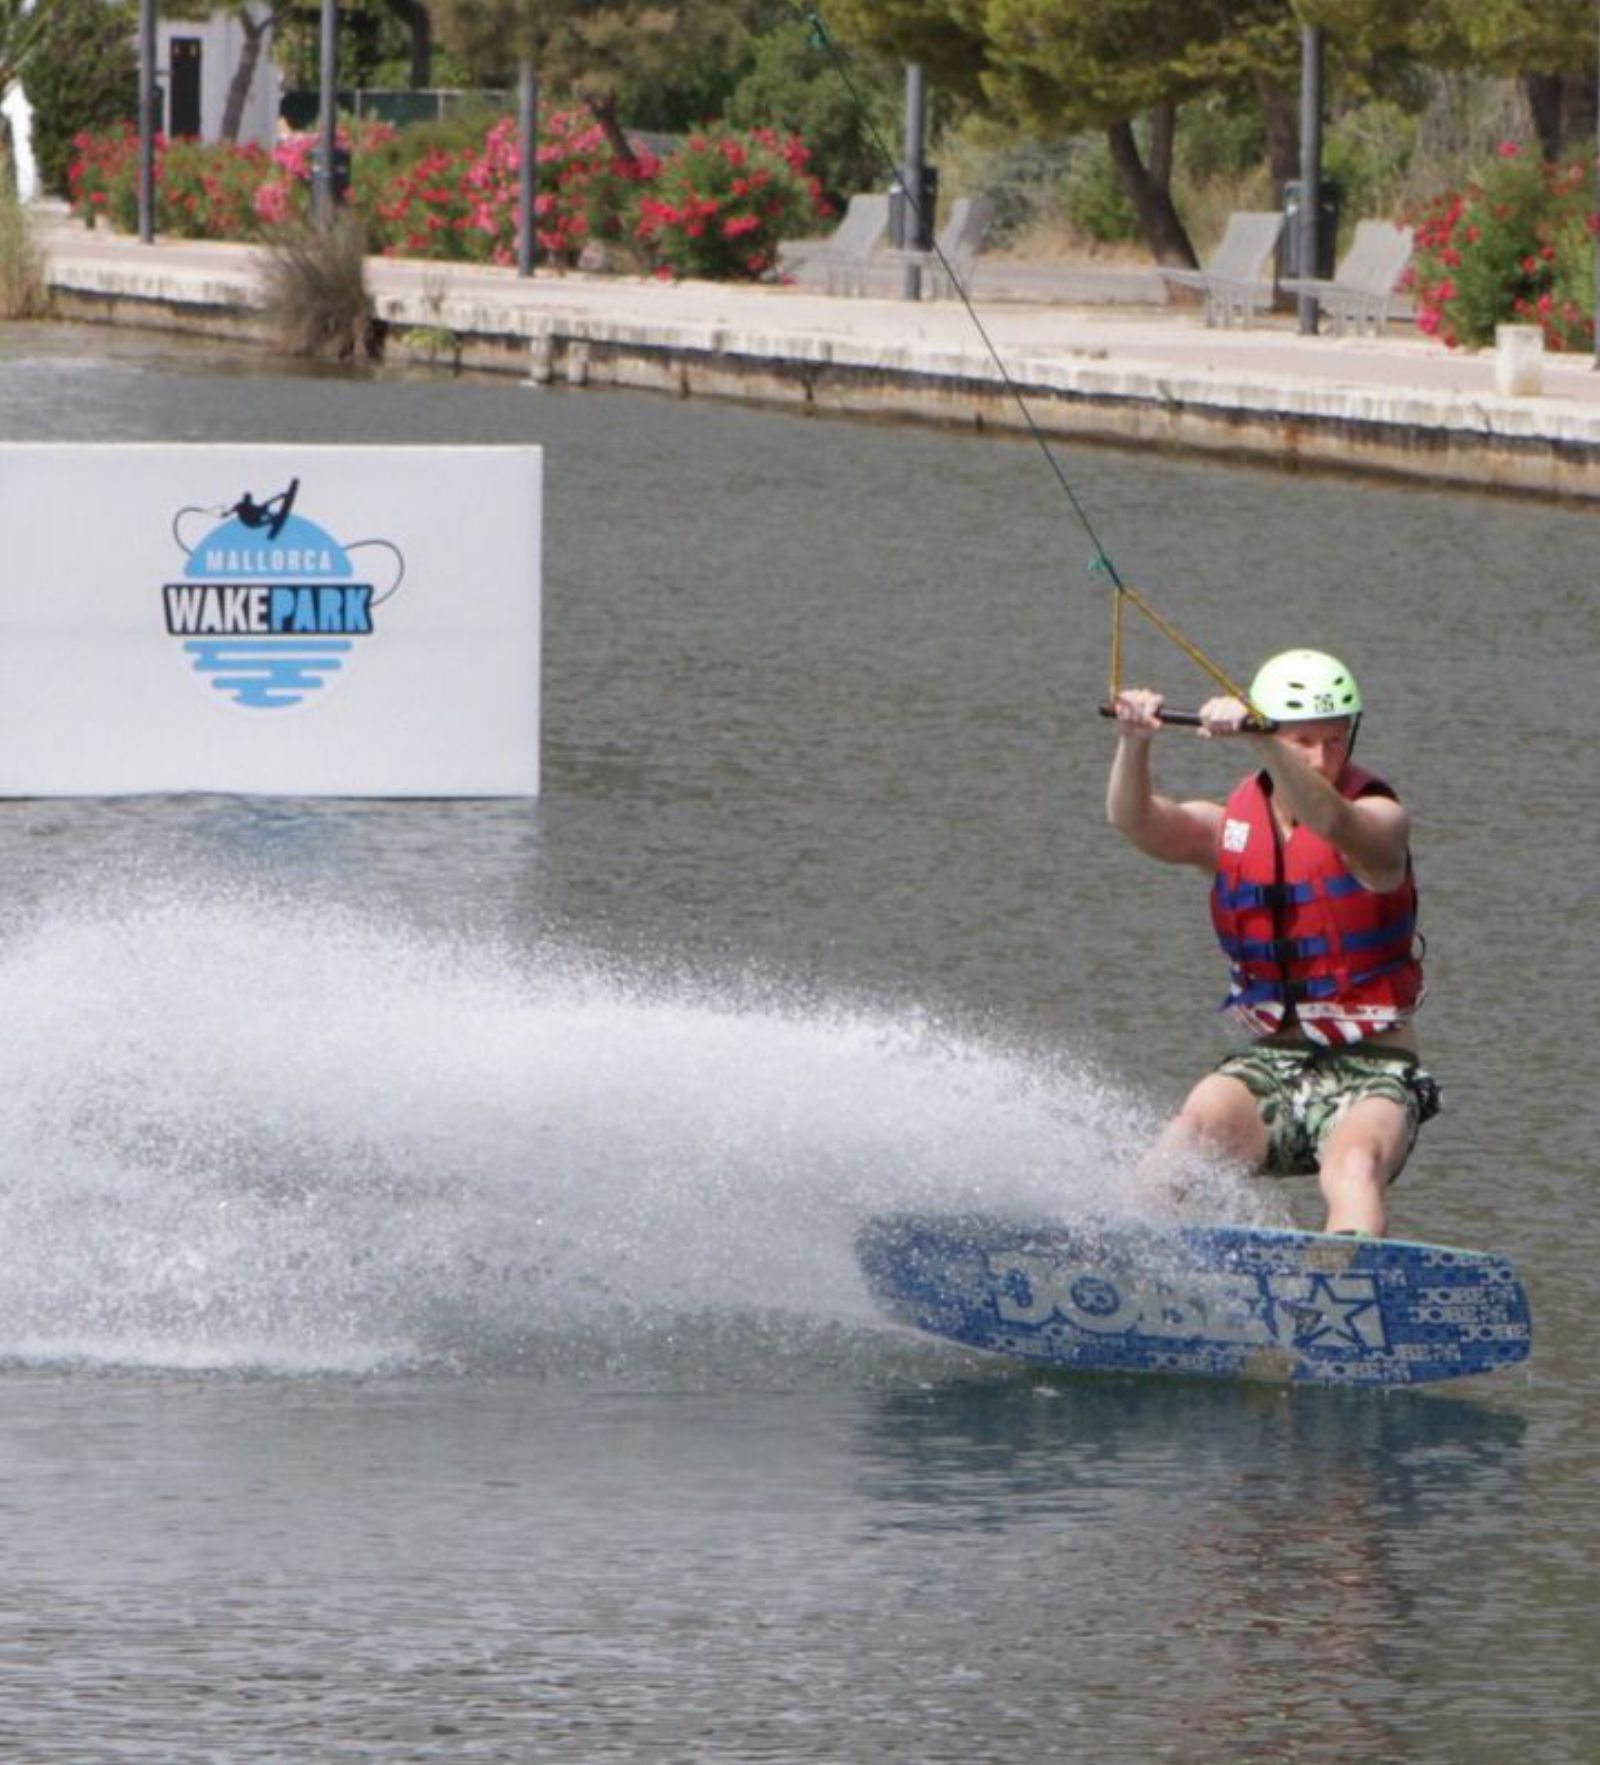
[137,0,155,242]
[517,59,538,278]
[900,63,926,302]
[315,0,337,224]
[1297,25,1324,337]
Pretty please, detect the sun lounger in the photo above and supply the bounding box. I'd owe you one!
[777,193,890,295]
[1279,220,1414,335]
[1157,211,1285,328]
[877,195,997,299]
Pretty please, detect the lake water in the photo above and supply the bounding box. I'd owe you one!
[0,323,1595,1762]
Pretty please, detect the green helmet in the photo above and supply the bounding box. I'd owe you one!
[1248,649,1363,722]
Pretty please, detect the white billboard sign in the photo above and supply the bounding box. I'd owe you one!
[0,444,542,797]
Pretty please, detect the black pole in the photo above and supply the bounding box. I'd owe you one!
[316,0,337,224]
[137,0,155,242]
[517,60,538,279]
[901,63,925,302]
[1297,25,1323,337]
[1593,11,1600,367]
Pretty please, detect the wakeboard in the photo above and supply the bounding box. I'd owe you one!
[856,1214,1531,1387]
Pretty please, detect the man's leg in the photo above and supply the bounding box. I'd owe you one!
[1316,1095,1414,1237]
[1150,1072,1270,1176]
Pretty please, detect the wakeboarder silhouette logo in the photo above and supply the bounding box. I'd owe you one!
[163,477,405,709]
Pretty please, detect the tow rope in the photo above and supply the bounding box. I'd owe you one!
[797,5,1270,729]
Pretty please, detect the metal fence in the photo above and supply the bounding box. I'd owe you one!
[279,89,509,130]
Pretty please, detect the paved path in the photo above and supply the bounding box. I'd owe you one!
[29,208,1600,500]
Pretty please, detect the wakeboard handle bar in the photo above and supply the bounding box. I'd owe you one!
[1097,704,1278,733]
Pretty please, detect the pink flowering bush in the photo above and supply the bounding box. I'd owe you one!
[68,125,140,231]
[357,112,659,267]
[364,135,504,262]
[534,109,660,267]
[636,127,829,281]
[68,113,829,282]
[68,126,272,238]
[251,121,396,231]
[1409,143,1595,351]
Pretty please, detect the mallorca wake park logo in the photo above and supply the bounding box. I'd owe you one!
[164,477,404,709]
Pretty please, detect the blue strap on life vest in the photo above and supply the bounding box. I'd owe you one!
[1213,873,1368,912]
[1224,951,1415,1012]
[1217,932,1330,963]
[1219,912,1416,966]
[1338,913,1417,954]
[1213,878,1310,911]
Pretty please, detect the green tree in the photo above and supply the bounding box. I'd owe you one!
[822,0,1505,262]
[22,0,138,192]
[725,12,899,202]
[429,0,778,161]
[0,0,55,96]
[274,0,454,98]
[224,0,295,140]
[825,0,1258,263]
[1428,0,1596,159]
[1305,0,1599,159]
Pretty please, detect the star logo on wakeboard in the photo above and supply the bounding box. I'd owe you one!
[1266,1273,1384,1350]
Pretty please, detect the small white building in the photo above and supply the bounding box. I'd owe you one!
[4,6,280,199]
[157,8,281,148]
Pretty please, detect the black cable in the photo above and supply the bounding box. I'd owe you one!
[796,4,1126,590]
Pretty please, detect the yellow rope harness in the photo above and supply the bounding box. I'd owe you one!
[1107,581,1260,718]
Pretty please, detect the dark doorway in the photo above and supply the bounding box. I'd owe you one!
[170,37,202,138]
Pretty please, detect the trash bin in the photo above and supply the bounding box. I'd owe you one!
[1279,179,1340,281]
[311,145,353,203]
[888,164,939,251]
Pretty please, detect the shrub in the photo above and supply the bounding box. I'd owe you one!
[69,128,276,239]
[254,120,397,235]
[1321,100,1419,230]
[1060,138,1140,247]
[1409,144,1595,351]
[157,136,274,239]
[635,126,828,281]
[23,0,139,197]
[0,148,48,318]
[532,109,660,269]
[724,14,894,206]
[68,124,141,231]
[258,211,377,359]
[66,113,831,282]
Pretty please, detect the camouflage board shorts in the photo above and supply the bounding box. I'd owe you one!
[1215,1041,1442,1180]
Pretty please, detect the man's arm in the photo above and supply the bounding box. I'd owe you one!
[1196,697,1412,892]
[1106,690,1223,872]
[1249,737,1411,891]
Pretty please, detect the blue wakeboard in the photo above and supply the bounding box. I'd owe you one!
[856,1214,1531,1387]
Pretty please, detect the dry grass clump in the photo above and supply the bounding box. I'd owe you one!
[0,148,49,319]
[257,212,380,360]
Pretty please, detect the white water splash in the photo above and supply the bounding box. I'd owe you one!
[0,884,1265,1376]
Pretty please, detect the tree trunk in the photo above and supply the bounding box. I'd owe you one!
[385,0,433,90]
[1255,72,1298,202]
[1105,118,1195,267]
[219,14,270,143]
[1148,99,1175,193]
[1523,74,1562,161]
[1559,70,1597,157]
[585,92,639,170]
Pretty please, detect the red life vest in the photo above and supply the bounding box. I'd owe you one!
[1210,765,1424,1047]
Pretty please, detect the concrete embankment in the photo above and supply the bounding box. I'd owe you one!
[32,209,1600,505]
